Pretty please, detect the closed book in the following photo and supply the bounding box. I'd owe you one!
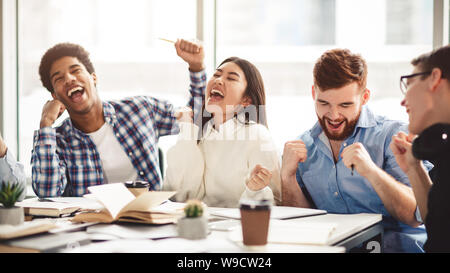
[16,200,80,217]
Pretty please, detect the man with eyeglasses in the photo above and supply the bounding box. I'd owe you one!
[281,48,432,253]
[391,45,450,253]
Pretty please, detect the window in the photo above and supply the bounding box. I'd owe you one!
[216,0,433,149]
[18,0,196,175]
[6,0,437,178]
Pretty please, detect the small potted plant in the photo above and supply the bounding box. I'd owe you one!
[0,181,25,225]
[177,199,208,240]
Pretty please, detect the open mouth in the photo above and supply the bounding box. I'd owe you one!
[67,86,85,102]
[209,89,225,102]
[326,119,345,131]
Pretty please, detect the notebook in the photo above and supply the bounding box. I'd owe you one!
[0,221,57,240]
[211,206,326,220]
[228,220,337,246]
[0,231,91,253]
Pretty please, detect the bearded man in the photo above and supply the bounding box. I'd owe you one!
[280,49,431,253]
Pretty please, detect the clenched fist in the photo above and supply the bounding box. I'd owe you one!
[341,142,377,177]
[281,140,307,181]
[174,107,194,123]
[175,39,205,72]
[247,164,272,191]
[40,99,66,128]
[390,132,420,175]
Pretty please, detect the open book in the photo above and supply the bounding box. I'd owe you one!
[72,184,179,224]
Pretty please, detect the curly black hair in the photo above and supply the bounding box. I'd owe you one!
[39,43,95,93]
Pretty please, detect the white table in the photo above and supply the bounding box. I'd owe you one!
[60,212,381,253]
[2,198,383,253]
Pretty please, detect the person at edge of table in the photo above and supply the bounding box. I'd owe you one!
[391,44,450,253]
[0,132,26,200]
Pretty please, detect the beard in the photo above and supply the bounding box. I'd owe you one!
[317,112,360,141]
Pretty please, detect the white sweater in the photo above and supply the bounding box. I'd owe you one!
[163,118,282,208]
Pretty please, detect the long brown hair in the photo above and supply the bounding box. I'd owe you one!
[195,57,268,141]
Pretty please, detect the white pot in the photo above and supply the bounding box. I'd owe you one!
[177,216,208,240]
[0,206,24,225]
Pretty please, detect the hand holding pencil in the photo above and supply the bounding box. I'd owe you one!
[341,142,377,178]
[162,38,204,72]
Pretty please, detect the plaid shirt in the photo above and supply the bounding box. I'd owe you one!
[31,70,206,197]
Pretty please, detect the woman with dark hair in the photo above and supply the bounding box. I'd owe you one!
[164,57,281,208]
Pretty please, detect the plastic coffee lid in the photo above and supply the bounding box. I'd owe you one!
[124,181,150,188]
[239,199,271,210]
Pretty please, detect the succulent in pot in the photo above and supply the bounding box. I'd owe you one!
[0,181,25,225]
[177,199,208,240]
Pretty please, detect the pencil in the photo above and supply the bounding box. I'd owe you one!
[158,37,175,44]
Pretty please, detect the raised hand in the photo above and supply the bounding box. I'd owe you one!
[390,132,420,174]
[175,38,205,72]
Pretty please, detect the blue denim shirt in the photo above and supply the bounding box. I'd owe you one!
[296,106,430,253]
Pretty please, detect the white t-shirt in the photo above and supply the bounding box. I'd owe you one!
[87,122,138,183]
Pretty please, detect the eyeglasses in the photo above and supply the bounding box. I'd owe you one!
[400,71,431,94]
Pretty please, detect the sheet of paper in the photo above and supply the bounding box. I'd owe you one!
[0,221,56,239]
[86,223,178,239]
[62,238,207,253]
[87,183,135,219]
[45,197,104,210]
[149,200,185,213]
[268,220,337,245]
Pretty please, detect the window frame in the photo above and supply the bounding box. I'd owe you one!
[0,0,19,158]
